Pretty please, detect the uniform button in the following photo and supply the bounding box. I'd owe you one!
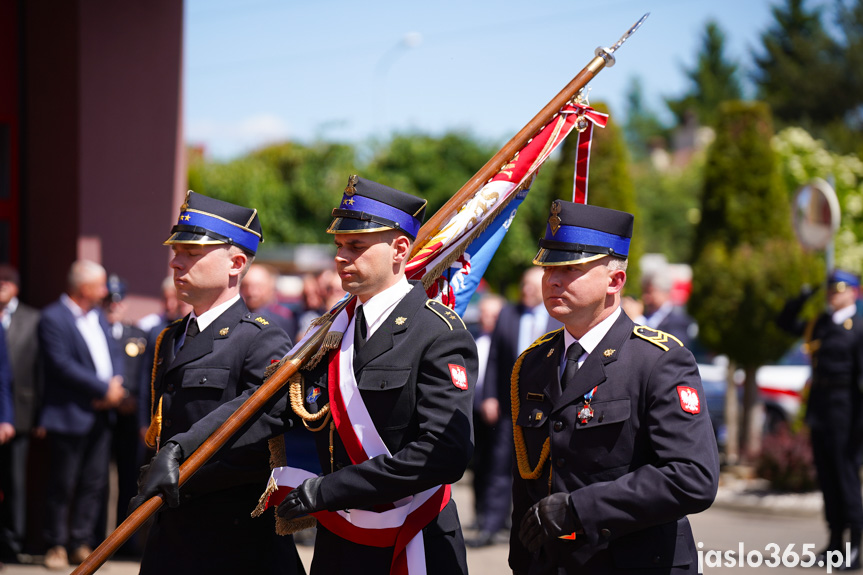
[556,457,566,468]
[200,377,207,384]
[600,528,611,539]
[335,463,344,470]
[164,419,172,428]
[166,384,174,392]
[184,493,191,500]
[380,382,386,389]
[653,556,661,564]
[553,420,564,432]
[599,413,605,423]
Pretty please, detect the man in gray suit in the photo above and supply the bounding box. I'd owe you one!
[0,264,42,564]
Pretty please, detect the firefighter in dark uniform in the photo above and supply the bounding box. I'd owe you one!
[133,177,478,575]
[778,269,863,570]
[129,191,305,575]
[510,200,719,574]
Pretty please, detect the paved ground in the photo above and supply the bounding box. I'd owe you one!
[0,472,833,574]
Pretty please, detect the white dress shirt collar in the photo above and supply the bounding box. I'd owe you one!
[192,294,241,333]
[562,306,622,368]
[355,276,413,338]
[832,303,857,325]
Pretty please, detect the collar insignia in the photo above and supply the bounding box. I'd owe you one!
[603,348,615,357]
[549,201,562,235]
[219,327,230,336]
[395,317,407,325]
[547,348,555,358]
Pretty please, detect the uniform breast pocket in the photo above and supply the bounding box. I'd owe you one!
[180,367,231,393]
[568,398,632,472]
[357,368,413,430]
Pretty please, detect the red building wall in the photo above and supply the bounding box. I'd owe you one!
[15,0,185,311]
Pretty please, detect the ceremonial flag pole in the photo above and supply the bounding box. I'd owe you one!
[71,14,647,574]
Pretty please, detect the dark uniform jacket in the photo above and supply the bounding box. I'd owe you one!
[509,311,719,575]
[140,298,302,575]
[171,282,479,575]
[804,309,863,430]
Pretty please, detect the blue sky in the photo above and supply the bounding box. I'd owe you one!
[184,0,787,159]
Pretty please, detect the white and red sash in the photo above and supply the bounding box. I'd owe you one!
[259,300,451,575]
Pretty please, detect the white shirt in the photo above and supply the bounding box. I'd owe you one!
[518,304,551,354]
[353,277,413,339]
[177,294,241,350]
[1,297,17,331]
[61,293,114,383]
[832,303,857,325]
[645,300,674,330]
[561,306,622,375]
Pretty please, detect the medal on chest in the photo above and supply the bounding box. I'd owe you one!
[578,386,598,424]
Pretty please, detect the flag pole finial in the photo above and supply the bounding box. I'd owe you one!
[594,13,650,68]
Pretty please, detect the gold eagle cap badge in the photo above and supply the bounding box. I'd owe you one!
[180,190,191,212]
[549,201,562,235]
[345,174,359,196]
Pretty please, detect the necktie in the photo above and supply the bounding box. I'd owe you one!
[561,342,584,390]
[186,317,200,339]
[354,305,367,352]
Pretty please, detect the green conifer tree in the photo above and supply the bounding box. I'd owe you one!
[689,101,821,462]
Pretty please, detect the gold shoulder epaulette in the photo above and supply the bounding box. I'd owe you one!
[425,300,466,331]
[522,327,563,358]
[633,325,683,351]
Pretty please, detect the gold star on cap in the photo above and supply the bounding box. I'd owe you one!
[549,201,562,235]
[343,198,355,206]
[395,317,407,325]
[345,174,359,196]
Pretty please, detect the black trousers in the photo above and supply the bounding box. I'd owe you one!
[43,414,112,549]
[809,387,863,531]
[0,433,29,558]
[479,417,513,534]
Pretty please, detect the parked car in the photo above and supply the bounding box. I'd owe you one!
[697,341,811,449]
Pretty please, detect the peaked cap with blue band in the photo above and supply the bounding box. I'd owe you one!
[533,200,633,266]
[164,191,263,255]
[828,268,861,290]
[327,175,427,240]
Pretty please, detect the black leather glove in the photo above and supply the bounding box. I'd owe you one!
[127,441,184,513]
[518,492,578,553]
[276,476,324,520]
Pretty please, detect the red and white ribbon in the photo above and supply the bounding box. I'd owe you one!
[570,102,609,204]
[260,302,450,575]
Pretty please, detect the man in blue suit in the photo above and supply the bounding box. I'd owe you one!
[38,260,125,570]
